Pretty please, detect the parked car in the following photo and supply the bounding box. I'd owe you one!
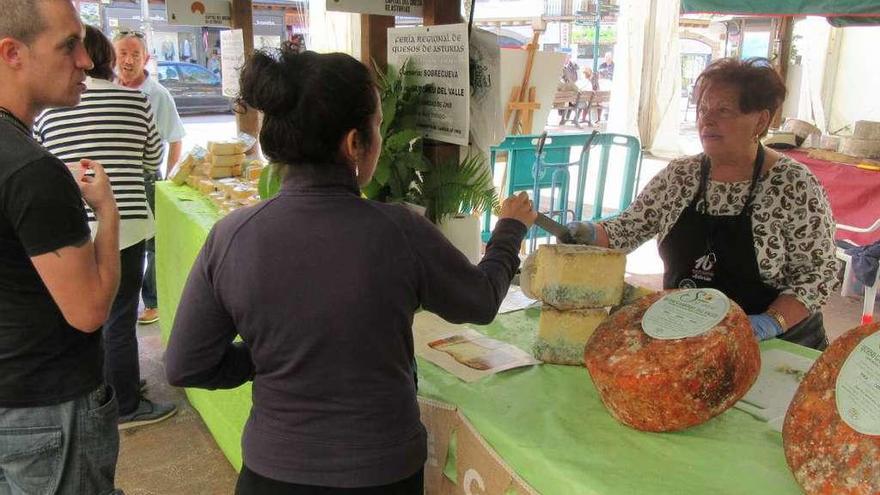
[156,61,233,115]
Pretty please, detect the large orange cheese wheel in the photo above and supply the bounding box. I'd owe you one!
[584,290,760,432]
[783,322,880,495]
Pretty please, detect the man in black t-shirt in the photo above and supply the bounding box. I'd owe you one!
[0,1,122,493]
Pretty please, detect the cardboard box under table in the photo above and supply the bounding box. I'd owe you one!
[156,181,815,494]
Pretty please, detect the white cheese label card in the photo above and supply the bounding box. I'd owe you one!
[836,331,880,436]
[642,288,730,340]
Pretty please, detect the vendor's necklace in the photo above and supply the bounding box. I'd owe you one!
[0,107,30,137]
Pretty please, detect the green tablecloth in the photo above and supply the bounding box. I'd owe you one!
[156,181,813,494]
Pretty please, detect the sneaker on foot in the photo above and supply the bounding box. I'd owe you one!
[118,398,177,430]
[137,308,159,325]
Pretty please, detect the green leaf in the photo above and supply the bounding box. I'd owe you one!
[412,153,499,224]
[360,180,384,201]
[397,151,429,172]
[380,93,398,138]
[258,163,283,200]
[385,129,422,152]
[388,170,405,199]
[373,154,392,185]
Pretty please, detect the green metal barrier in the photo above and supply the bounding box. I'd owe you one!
[574,132,642,222]
[483,132,642,243]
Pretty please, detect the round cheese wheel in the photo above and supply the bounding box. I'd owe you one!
[840,136,880,159]
[584,290,760,432]
[853,120,880,141]
[783,322,880,495]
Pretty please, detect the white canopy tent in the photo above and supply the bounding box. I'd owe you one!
[607,0,683,157]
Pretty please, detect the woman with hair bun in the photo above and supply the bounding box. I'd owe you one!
[165,43,536,494]
[566,57,838,350]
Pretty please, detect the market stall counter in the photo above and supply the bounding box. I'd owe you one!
[156,181,814,494]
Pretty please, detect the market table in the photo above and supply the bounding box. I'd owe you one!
[783,149,880,245]
[156,181,813,494]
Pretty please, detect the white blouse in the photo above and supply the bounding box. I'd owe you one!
[602,153,839,312]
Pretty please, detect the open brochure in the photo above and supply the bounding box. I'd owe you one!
[413,311,540,382]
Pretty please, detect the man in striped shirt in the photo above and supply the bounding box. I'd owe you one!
[114,30,186,326]
[35,25,177,430]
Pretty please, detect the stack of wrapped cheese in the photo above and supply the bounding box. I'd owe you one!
[520,244,629,366]
[168,138,264,215]
[203,177,262,215]
[167,145,207,187]
[200,140,248,178]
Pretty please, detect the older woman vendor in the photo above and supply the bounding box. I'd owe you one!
[567,58,838,350]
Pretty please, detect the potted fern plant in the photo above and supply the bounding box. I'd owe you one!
[362,61,499,262]
[411,153,498,263]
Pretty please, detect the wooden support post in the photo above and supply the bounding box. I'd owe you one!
[422,0,465,167]
[231,0,259,138]
[361,15,395,74]
[424,0,462,26]
[771,16,794,128]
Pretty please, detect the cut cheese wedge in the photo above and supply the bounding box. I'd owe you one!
[531,244,626,309]
[207,140,246,155]
[534,305,608,366]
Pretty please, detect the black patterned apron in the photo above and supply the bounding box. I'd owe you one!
[658,146,827,350]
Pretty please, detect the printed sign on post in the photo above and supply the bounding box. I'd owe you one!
[166,0,231,27]
[220,29,245,98]
[388,23,470,146]
[326,0,423,16]
[468,28,503,157]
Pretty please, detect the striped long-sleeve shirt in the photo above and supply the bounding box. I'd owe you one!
[34,77,163,250]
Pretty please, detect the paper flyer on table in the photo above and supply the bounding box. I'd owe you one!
[413,311,539,382]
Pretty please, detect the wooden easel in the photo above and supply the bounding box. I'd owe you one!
[500,26,546,209]
[500,27,545,255]
[504,28,544,135]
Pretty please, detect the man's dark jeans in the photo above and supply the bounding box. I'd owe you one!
[104,241,146,415]
[141,173,157,309]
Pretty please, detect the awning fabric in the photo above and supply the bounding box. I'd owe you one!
[827,16,880,26]
[681,0,880,17]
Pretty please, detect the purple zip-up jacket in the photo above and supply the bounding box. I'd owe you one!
[165,164,526,488]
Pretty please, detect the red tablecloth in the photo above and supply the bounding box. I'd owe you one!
[784,150,880,246]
